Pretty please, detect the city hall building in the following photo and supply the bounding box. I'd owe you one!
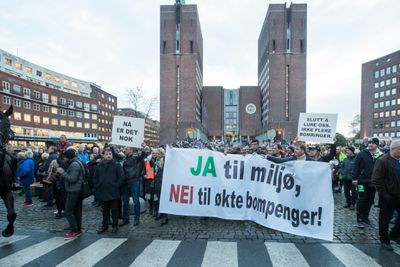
[0,49,117,148]
[160,1,307,144]
[361,50,400,138]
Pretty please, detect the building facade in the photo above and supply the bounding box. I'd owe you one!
[160,2,307,144]
[258,3,307,141]
[116,108,160,147]
[0,49,117,148]
[160,2,206,144]
[361,50,400,138]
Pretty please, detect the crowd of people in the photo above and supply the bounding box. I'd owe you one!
[8,135,400,251]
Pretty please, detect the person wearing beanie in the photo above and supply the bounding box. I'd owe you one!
[56,147,83,240]
[352,137,384,227]
[341,146,357,209]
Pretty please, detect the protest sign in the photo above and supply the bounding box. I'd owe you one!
[111,116,144,147]
[159,148,334,241]
[297,113,338,143]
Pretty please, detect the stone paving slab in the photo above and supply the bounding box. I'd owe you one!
[0,190,381,243]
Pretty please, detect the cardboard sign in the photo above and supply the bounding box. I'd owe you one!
[297,113,338,143]
[160,148,334,241]
[111,116,144,147]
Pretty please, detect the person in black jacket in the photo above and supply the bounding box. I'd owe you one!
[93,148,125,234]
[341,146,357,209]
[352,137,384,226]
[371,140,400,251]
[120,146,145,227]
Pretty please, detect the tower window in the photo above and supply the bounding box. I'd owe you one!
[190,41,193,53]
[272,40,276,53]
[163,41,166,53]
[300,40,304,53]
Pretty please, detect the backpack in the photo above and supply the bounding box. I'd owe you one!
[76,160,92,199]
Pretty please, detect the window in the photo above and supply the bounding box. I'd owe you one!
[84,113,90,119]
[60,109,66,116]
[374,71,379,78]
[68,99,74,107]
[51,118,58,125]
[24,101,31,109]
[76,122,82,128]
[163,41,167,53]
[386,100,390,107]
[380,102,384,108]
[272,40,276,53]
[33,103,40,111]
[15,62,22,70]
[33,91,40,99]
[84,103,90,111]
[67,110,74,117]
[42,117,49,124]
[63,79,69,86]
[393,65,398,73]
[26,67,32,74]
[51,96,57,105]
[91,104,97,111]
[13,85,21,94]
[2,81,10,92]
[386,111,390,117]
[14,99,21,107]
[374,103,378,109]
[392,77,397,84]
[386,89,391,96]
[391,110,396,117]
[71,82,77,88]
[4,58,12,65]
[14,112,21,120]
[43,105,49,112]
[386,67,391,75]
[92,123,97,129]
[373,113,378,119]
[60,97,66,105]
[380,81,385,87]
[380,69,385,77]
[24,114,31,122]
[92,114,97,120]
[374,92,379,99]
[398,121,400,127]
[380,91,384,97]
[386,79,391,86]
[33,116,40,123]
[60,120,66,126]
[54,76,61,83]
[36,70,42,77]
[51,107,58,114]
[76,101,82,108]
[392,99,396,106]
[76,111,82,118]
[44,73,51,80]
[42,93,49,103]
[374,82,379,88]
[392,88,397,95]
[23,88,30,98]
[68,121,75,127]
[84,122,90,129]
[3,96,10,105]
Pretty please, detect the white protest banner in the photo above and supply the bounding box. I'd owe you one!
[111,116,144,147]
[160,148,334,241]
[297,113,338,143]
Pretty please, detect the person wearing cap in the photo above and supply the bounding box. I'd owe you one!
[352,137,383,226]
[341,146,357,209]
[56,147,83,240]
[371,139,400,251]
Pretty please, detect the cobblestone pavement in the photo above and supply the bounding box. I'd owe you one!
[0,190,381,243]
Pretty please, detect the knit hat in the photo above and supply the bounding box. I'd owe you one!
[368,137,379,146]
[346,146,355,154]
[63,147,77,160]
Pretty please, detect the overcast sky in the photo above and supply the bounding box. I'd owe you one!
[1,0,399,136]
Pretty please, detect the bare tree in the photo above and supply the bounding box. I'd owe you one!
[348,114,360,138]
[127,86,159,120]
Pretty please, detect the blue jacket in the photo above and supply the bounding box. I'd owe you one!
[17,158,35,185]
[77,151,89,164]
